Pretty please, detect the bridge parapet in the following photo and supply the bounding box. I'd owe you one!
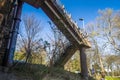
[21,0,91,48]
[49,0,91,48]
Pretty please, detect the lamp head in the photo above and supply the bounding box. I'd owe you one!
[79,18,84,21]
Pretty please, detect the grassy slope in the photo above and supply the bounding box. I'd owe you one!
[13,63,81,80]
[106,76,120,80]
[1,63,96,80]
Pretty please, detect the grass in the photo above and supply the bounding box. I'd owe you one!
[13,63,82,80]
[106,76,120,80]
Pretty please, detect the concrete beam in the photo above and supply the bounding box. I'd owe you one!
[54,45,78,67]
[21,0,91,48]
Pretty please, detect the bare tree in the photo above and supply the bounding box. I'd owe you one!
[105,55,120,76]
[85,8,120,79]
[16,14,45,64]
[97,8,120,52]
[85,20,106,78]
[45,21,69,67]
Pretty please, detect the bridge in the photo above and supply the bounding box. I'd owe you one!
[0,0,91,80]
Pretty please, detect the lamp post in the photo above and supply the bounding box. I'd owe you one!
[79,18,86,33]
[79,18,88,80]
[79,18,84,29]
[79,18,88,38]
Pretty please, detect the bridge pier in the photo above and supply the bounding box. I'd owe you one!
[54,45,89,80]
[3,0,23,67]
[80,47,88,80]
[0,0,23,67]
[54,45,77,67]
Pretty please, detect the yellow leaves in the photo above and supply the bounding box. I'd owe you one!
[90,31,99,37]
[113,13,120,28]
[106,9,113,16]
[14,51,25,61]
[98,8,113,18]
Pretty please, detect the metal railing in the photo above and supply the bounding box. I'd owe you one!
[52,0,88,41]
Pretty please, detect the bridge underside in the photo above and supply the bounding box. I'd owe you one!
[22,0,91,48]
[54,45,78,67]
[0,0,90,80]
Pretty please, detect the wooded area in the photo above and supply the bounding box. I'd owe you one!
[13,8,120,80]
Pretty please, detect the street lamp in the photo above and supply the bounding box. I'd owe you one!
[79,18,85,30]
[79,18,88,38]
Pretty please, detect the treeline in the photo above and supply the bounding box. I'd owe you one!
[14,8,120,78]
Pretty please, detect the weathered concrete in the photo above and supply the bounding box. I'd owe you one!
[54,45,78,67]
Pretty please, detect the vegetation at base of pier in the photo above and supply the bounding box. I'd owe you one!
[13,8,120,80]
[13,63,81,80]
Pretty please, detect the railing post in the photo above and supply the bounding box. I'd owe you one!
[79,47,88,80]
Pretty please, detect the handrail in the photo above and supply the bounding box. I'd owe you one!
[52,0,89,45]
[21,0,91,47]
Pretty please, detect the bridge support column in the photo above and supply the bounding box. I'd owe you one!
[2,0,23,67]
[80,47,88,80]
[54,45,77,68]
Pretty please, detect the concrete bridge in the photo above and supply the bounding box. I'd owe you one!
[0,0,91,80]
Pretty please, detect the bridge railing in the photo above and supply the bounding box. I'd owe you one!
[51,0,88,44]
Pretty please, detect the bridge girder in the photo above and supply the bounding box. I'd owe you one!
[21,0,91,48]
[0,0,90,79]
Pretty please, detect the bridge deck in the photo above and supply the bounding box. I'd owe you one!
[22,0,91,48]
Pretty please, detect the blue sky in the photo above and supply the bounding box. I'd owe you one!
[60,0,120,23]
[21,0,120,41]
